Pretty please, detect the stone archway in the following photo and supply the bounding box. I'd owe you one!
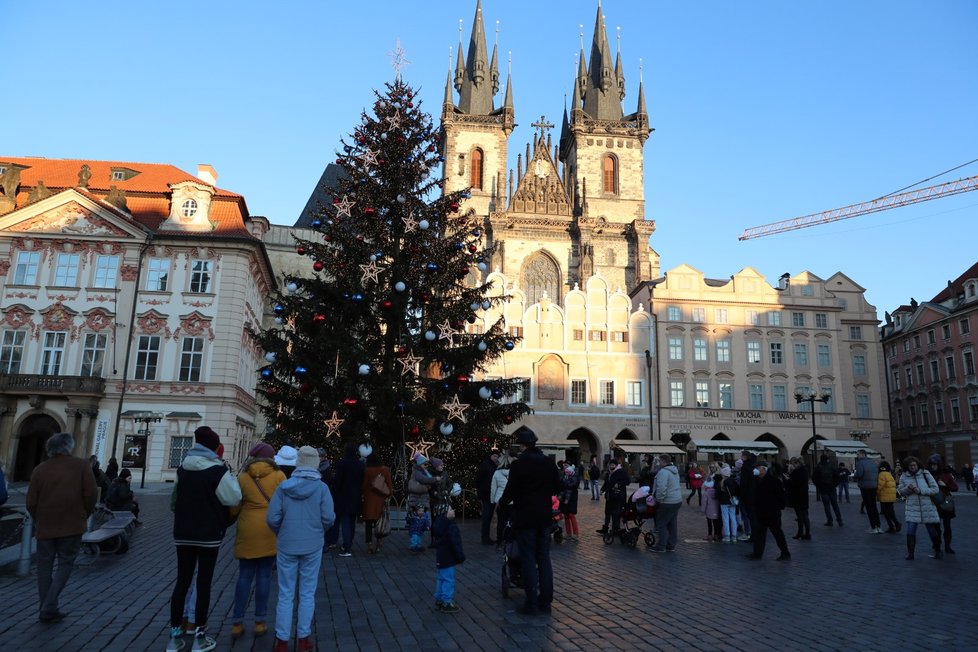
[14,413,60,481]
[567,427,599,466]
[756,432,787,460]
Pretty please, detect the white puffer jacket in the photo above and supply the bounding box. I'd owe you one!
[897,469,940,524]
[490,468,509,504]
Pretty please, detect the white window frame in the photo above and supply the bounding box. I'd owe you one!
[794,343,808,366]
[669,380,685,407]
[181,199,198,217]
[667,306,681,321]
[146,258,170,292]
[135,335,162,381]
[695,381,710,408]
[40,331,67,375]
[80,333,107,377]
[54,253,80,286]
[668,337,683,361]
[693,338,708,362]
[849,325,863,340]
[189,260,212,294]
[692,307,706,323]
[746,310,760,326]
[749,384,764,410]
[626,380,643,407]
[791,311,805,328]
[772,385,787,411]
[816,343,831,367]
[93,255,119,288]
[14,251,41,285]
[599,379,615,406]
[0,330,27,374]
[718,382,733,409]
[716,340,731,363]
[853,354,867,376]
[179,337,205,382]
[770,342,783,365]
[747,340,761,364]
[570,379,587,406]
[715,308,728,324]
[815,313,828,329]
[856,394,871,419]
[767,311,781,326]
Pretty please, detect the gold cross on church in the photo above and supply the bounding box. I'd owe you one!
[531,115,554,140]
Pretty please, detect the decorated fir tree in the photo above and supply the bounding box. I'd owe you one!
[253,78,530,501]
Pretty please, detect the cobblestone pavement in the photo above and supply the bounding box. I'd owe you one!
[1,484,976,652]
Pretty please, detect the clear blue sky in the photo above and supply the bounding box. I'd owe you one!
[7,0,977,316]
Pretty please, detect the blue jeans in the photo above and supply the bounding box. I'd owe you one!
[275,550,322,640]
[515,526,553,610]
[410,533,423,550]
[591,480,601,500]
[838,481,850,501]
[720,504,737,538]
[232,556,273,621]
[820,491,843,524]
[434,566,456,603]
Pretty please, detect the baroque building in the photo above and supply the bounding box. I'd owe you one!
[0,157,273,481]
[881,262,978,466]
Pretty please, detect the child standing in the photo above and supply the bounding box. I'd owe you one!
[407,505,431,552]
[431,507,465,613]
[702,474,722,541]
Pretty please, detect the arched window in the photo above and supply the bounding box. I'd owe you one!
[602,155,617,194]
[470,148,484,190]
[523,253,560,307]
[605,248,616,265]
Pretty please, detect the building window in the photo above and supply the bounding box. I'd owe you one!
[168,436,193,469]
[470,148,484,190]
[13,251,41,285]
[903,340,911,353]
[942,324,951,340]
[772,385,787,411]
[767,311,781,326]
[791,312,805,327]
[794,343,808,366]
[146,258,170,292]
[0,330,26,373]
[693,338,708,362]
[93,255,119,288]
[969,395,978,421]
[626,381,643,407]
[513,378,530,403]
[816,343,831,367]
[602,155,617,194]
[612,331,628,343]
[849,326,863,340]
[715,308,728,324]
[54,253,80,286]
[716,340,731,363]
[916,363,925,385]
[945,355,956,380]
[950,397,960,423]
[905,367,913,387]
[509,326,523,338]
[749,384,764,410]
[573,329,583,341]
[111,170,126,181]
[896,408,904,429]
[589,330,606,342]
[40,332,67,375]
[181,199,198,217]
[179,337,205,382]
[801,284,814,296]
[960,318,971,335]
[934,400,945,425]
[599,380,615,406]
[770,342,784,365]
[909,406,917,427]
[912,335,920,349]
[692,307,706,323]
[719,383,733,409]
[80,333,107,377]
[930,359,940,382]
[746,310,760,326]
[856,394,871,418]
[135,335,161,381]
[821,387,834,412]
[695,381,710,408]
[571,379,587,405]
[964,350,975,376]
[920,404,929,427]
[747,341,761,363]
[668,337,683,361]
[815,313,827,329]
[667,306,681,321]
[669,380,685,407]
[190,260,212,293]
[892,370,900,390]
[927,329,936,345]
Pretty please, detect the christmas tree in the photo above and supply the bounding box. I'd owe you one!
[253,78,530,503]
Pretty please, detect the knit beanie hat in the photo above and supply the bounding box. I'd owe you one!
[296,446,320,470]
[194,426,221,452]
[249,442,275,459]
[430,457,444,469]
[414,454,428,465]
[720,464,731,477]
[275,445,298,467]
[119,468,132,480]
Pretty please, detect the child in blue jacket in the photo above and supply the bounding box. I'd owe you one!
[431,507,465,613]
[406,505,430,552]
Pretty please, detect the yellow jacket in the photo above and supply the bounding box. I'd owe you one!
[232,459,286,559]
[877,470,897,503]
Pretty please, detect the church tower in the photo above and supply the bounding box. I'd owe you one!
[442,0,514,219]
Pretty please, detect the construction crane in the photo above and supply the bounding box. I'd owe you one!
[738,174,978,240]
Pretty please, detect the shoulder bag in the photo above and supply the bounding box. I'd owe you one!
[372,472,391,497]
[375,504,391,537]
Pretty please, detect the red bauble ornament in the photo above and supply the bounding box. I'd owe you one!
[378,159,386,165]
[324,234,332,242]
[296,246,306,256]
[313,261,324,272]
[468,244,477,253]
[407,101,414,108]
[450,202,459,212]
[364,207,376,216]
[503,415,514,424]
[381,300,393,310]
[313,313,326,325]
[409,425,421,437]
[343,397,358,408]
[456,374,469,385]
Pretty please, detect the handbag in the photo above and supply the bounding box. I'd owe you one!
[375,505,391,537]
[932,491,955,515]
[372,472,391,497]
[408,477,425,494]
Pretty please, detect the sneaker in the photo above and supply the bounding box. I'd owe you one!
[649,547,666,553]
[166,628,186,652]
[338,549,353,557]
[435,600,444,609]
[775,553,791,561]
[254,621,268,637]
[595,527,608,534]
[191,627,216,652]
[440,602,460,613]
[38,611,67,624]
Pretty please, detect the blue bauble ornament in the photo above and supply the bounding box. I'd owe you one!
[352,293,364,302]
[471,229,482,237]
[395,401,408,416]
[261,368,273,379]
[492,388,504,399]
[462,191,471,199]
[343,145,352,153]
[439,422,454,436]
[455,242,464,251]
[295,366,307,375]
[504,341,515,351]
[273,304,285,314]
[442,382,451,391]
[478,386,492,400]
[425,262,439,272]
[442,363,453,374]
[311,219,322,229]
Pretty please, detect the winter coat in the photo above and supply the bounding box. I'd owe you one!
[105,460,119,482]
[232,458,286,559]
[476,456,496,501]
[897,469,940,524]
[331,454,364,516]
[738,455,757,503]
[688,467,705,489]
[361,464,393,521]
[717,477,736,506]
[701,483,720,519]
[935,470,958,519]
[0,466,7,505]
[753,472,786,520]
[813,461,838,491]
[498,445,561,529]
[407,466,437,509]
[27,454,97,539]
[603,467,631,508]
[559,472,579,515]
[266,467,335,556]
[653,464,682,505]
[785,465,809,508]
[490,468,509,504]
[431,514,465,569]
[170,444,243,547]
[876,471,897,504]
[105,478,136,512]
[429,469,454,517]
[854,457,879,489]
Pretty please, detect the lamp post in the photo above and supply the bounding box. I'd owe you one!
[644,350,656,441]
[130,411,164,488]
[796,390,831,474]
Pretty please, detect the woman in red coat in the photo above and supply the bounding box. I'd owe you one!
[361,453,393,554]
[686,464,705,506]
[928,454,958,554]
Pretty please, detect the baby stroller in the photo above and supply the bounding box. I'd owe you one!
[602,488,657,549]
[500,520,522,598]
[551,495,564,545]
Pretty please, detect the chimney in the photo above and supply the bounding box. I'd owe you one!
[197,164,218,186]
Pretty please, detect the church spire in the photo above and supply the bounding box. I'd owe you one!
[457,0,495,115]
[582,3,624,121]
[490,19,500,96]
[636,58,647,118]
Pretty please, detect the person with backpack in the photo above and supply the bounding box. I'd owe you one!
[813,455,843,527]
[588,458,601,500]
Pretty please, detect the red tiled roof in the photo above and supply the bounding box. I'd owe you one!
[932,260,978,303]
[2,156,253,238]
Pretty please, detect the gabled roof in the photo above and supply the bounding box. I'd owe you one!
[932,260,978,303]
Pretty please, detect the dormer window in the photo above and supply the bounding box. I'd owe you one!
[182,199,198,217]
[109,167,139,182]
[111,171,126,181]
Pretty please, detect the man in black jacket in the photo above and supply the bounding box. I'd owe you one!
[476,453,499,544]
[814,454,844,527]
[499,427,561,616]
[746,461,790,561]
[737,451,757,542]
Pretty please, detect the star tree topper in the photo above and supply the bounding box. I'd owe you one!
[323,411,344,438]
[442,394,470,423]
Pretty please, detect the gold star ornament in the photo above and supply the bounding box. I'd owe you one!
[399,351,424,376]
[323,411,344,438]
[334,196,355,219]
[442,394,470,423]
[359,261,382,285]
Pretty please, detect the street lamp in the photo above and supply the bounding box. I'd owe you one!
[796,390,831,473]
[130,411,164,488]
[644,350,656,440]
